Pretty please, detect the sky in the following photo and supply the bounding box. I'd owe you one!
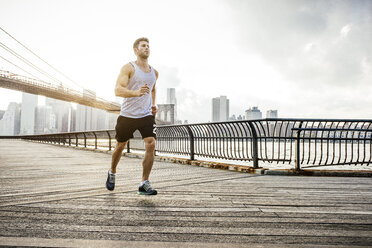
[0,0,371,123]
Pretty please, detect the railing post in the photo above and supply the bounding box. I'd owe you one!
[295,121,303,171]
[295,130,301,171]
[93,132,97,149]
[247,122,259,169]
[127,140,130,153]
[106,131,112,151]
[185,125,195,161]
[83,133,87,148]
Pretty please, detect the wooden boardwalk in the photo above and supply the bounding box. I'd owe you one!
[0,140,371,247]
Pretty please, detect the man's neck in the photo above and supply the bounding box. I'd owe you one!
[135,58,149,68]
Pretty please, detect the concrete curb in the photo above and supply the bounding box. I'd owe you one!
[125,153,372,177]
[264,169,372,177]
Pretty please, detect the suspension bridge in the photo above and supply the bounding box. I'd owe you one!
[0,26,121,112]
[0,70,121,113]
[0,27,173,124]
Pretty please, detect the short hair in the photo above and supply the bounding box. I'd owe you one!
[133,37,149,49]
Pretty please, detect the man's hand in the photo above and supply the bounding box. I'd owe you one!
[151,105,158,116]
[137,84,150,96]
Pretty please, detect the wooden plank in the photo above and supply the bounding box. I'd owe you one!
[0,140,371,247]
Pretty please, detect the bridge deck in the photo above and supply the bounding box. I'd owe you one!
[0,140,371,247]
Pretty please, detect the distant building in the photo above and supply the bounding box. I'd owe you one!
[229,114,236,121]
[245,107,262,120]
[0,102,21,135]
[20,92,38,135]
[266,110,278,118]
[69,107,76,132]
[76,105,90,131]
[35,106,47,134]
[167,88,176,104]
[212,96,229,122]
[96,109,106,130]
[108,113,117,129]
[75,90,101,131]
[212,98,220,122]
[45,98,71,132]
[166,88,177,121]
[75,103,114,131]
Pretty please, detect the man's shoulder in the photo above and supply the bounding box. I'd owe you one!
[121,62,135,74]
[123,62,135,70]
[153,67,159,78]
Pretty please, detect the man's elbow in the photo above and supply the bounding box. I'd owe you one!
[115,88,121,97]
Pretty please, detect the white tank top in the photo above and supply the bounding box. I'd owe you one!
[120,62,157,118]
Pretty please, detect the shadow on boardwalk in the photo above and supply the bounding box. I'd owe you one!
[0,140,371,248]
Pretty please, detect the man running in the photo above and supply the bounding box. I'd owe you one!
[106,37,159,195]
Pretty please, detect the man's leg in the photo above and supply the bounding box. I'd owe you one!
[142,137,155,181]
[111,141,128,174]
[106,141,127,191]
[137,136,157,195]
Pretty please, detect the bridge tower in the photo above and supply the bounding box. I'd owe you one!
[157,104,175,124]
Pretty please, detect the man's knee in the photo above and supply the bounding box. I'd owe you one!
[144,138,156,151]
[116,141,127,151]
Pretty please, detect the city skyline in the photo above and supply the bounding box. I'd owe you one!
[0,92,118,135]
[0,87,181,135]
[1,0,371,123]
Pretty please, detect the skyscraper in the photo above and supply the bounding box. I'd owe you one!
[245,107,262,120]
[75,90,99,131]
[266,110,278,118]
[166,88,177,121]
[166,88,176,104]
[45,98,72,132]
[35,106,47,134]
[76,104,87,131]
[20,92,38,135]
[212,96,229,122]
[35,105,56,134]
[0,102,21,135]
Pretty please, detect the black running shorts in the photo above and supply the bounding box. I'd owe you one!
[115,115,156,142]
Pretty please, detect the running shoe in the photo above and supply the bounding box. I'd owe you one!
[106,170,115,191]
[138,180,157,195]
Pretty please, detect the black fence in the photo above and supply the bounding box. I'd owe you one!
[7,118,372,170]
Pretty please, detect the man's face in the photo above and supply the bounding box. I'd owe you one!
[135,41,150,59]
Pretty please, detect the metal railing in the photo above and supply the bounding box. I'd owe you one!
[7,118,372,170]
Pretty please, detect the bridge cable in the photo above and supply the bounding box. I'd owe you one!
[0,42,64,85]
[0,55,41,80]
[0,26,84,89]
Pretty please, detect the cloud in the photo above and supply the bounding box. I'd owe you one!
[222,0,372,118]
[176,88,210,123]
[156,65,181,89]
[154,66,210,123]
[156,65,182,105]
[227,0,372,88]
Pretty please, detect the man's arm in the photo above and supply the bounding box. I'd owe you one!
[115,63,149,98]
